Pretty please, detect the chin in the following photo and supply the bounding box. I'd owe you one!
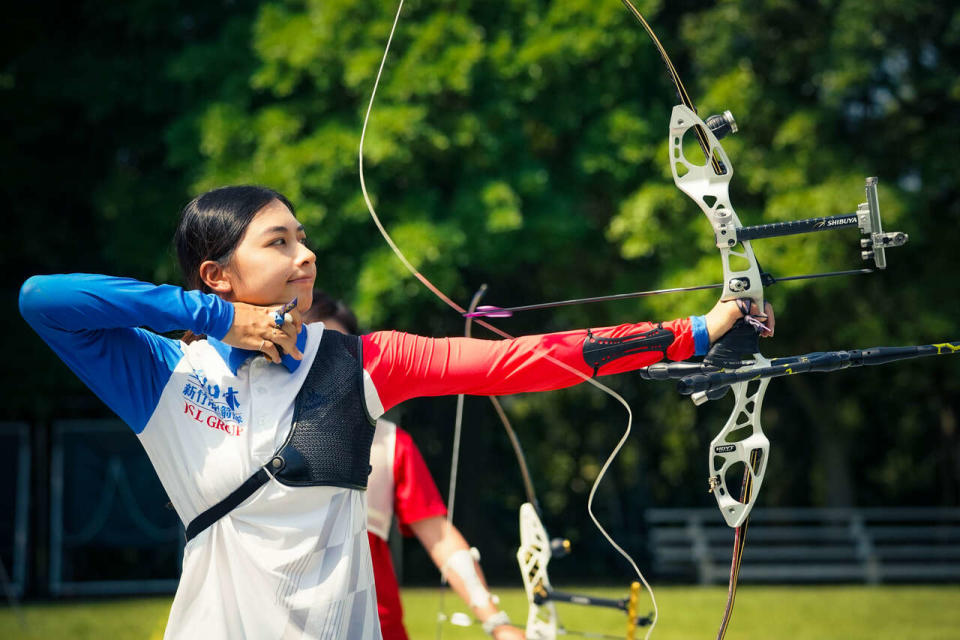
[286,282,314,307]
[297,289,314,311]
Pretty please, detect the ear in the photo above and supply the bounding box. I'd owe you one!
[198,260,234,296]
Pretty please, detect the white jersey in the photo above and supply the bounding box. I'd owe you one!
[142,326,382,639]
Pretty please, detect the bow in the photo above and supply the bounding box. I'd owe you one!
[447,2,926,637]
[517,501,648,640]
[612,5,954,639]
[357,3,944,639]
[619,4,911,637]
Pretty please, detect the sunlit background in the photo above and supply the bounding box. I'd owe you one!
[2,1,959,637]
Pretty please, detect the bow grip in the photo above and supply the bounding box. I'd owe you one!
[680,318,761,401]
[703,318,761,368]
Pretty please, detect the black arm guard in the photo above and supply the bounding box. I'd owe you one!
[582,325,675,376]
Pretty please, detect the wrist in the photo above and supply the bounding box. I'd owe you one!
[690,315,709,355]
[473,600,499,619]
[704,300,743,344]
[442,547,492,609]
[208,297,235,340]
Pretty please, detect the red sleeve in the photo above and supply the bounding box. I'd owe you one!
[392,426,447,536]
[362,317,696,413]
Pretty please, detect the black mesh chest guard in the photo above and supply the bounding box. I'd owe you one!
[184,330,375,542]
[271,329,376,489]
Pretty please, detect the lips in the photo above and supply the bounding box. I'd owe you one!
[287,273,315,284]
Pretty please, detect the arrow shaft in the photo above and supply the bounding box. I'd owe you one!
[463,269,874,318]
[463,283,726,317]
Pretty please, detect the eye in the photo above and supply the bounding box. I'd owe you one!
[270,238,287,246]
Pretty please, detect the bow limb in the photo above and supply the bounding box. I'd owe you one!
[706,361,772,528]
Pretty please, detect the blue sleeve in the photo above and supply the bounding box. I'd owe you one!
[19,274,235,434]
[690,315,709,356]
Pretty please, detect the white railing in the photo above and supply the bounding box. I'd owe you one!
[647,507,960,584]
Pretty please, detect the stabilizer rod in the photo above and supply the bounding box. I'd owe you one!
[536,588,653,627]
[675,342,960,394]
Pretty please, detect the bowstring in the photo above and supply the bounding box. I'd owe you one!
[489,396,540,513]
[715,448,761,639]
[358,2,658,637]
[435,285,487,640]
[620,0,720,173]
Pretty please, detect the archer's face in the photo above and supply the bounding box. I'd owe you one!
[222,199,316,312]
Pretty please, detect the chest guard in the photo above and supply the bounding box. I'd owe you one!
[185,330,375,542]
[271,330,376,489]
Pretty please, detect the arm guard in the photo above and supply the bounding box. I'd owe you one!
[441,547,492,609]
[583,325,675,376]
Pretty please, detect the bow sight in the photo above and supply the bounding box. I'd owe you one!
[636,168,918,408]
[716,174,908,272]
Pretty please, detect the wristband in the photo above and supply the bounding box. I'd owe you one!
[481,610,512,636]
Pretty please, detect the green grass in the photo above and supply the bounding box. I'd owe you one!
[0,597,171,640]
[413,585,960,640]
[1,585,958,639]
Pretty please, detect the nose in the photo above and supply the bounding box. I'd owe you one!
[297,242,316,267]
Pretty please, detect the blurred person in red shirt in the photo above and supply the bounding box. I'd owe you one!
[305,292,524,640]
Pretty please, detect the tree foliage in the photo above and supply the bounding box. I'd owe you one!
[5,0,959,581]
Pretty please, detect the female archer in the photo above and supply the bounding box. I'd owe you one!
[19,185,771,639]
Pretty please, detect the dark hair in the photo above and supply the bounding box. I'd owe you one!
[174,185,296,292]
[304,289,359,334]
